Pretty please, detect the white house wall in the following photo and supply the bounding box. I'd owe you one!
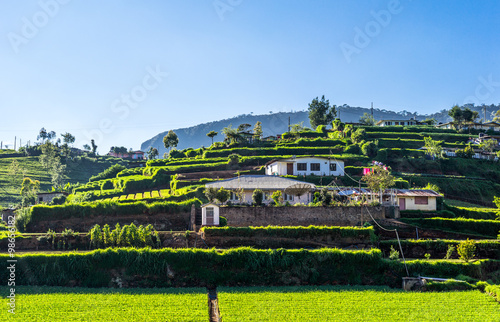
[266,158,344,176]
[229,189,312,205]
[398,196,436,211]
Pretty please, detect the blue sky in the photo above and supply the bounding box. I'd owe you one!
[0,0,499,153]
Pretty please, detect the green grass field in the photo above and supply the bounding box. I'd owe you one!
[218,286,500,321]
[0,286,207,321]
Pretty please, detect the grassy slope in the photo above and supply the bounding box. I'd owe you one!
[0,155,124,207]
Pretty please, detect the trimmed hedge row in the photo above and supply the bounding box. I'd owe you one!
[444,203,498,220]
[201,225,376,241]
[0,248,497,288]
[400,217,500,238]
[203,146,349,158]
[17,199,201,232]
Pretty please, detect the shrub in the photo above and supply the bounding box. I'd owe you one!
[252,189,264,206]
[457,239,476,263]
[351,128,366,143]
[50,195,67,205]
[361,141,378,157]
[215,188,230,204]
[219,216,227,227]
[227,153,240,165]
[389,245,399,260]
[271,191,283,206]
[445,245,455,259]
[89,164,126,182]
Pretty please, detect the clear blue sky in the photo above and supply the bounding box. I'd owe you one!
[1,0,499,153]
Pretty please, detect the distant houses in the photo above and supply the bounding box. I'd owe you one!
[376,119,418,126]
[436,121,500,132]
[265,157,345,177]
[107,150,145,160]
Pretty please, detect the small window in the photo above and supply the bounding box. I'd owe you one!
[284,194,294,201]
[206,207,214,217]
[310,163,320,171]
[297,163,307,171]
[414,197,428,205]
[329,163,337,171]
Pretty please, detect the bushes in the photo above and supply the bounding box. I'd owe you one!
[201,225,376,241]
[89,223,160,249]
[457,239,476,263]
[24,199,202,232]
[0,248,498,288]
[443,203,498,220]
[400,217,500,238]
[89,164,126,182]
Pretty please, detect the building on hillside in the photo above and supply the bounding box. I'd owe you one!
[376,119,418,126]
[265,157,345,176]
[201,203,220,226]
[1,208,15,222]
[107,150,145,159]
[205,175,316,205]
[396,189,441,211]
[36,192,68,204]
[436,121,500,132]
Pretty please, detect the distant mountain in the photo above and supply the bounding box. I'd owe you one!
[141,103,498,155]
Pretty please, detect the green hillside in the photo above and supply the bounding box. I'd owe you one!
[0,154,126,207]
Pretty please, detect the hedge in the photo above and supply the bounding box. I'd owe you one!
[443,204,498,220]
[18,199,201,232]
[399,217,500,238]
[0,248,497,288]
[379,239,500,259]
[201,225,376,241]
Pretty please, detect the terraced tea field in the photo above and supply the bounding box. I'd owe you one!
[0,286,207,321]
[218,286,500,321]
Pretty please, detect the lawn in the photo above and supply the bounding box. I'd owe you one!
[218,285,500,321]
[0,286,208,321]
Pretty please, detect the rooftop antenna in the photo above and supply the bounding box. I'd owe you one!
[484,105,487,123]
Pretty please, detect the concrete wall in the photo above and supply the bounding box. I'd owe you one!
[220,206,387,227]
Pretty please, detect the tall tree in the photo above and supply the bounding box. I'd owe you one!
[253,121,263,140]
[147,147,159,160]
[206,131,218,146]
[448,105,479,129]
[493,109,500,123]
[83,144,91,151]
[61,132,75,145]
[308,95,337,129]
[359,112,375,126]
[221,124,240,144]
[90,139,98,154]
[237,123,251,133]
[163,130,179,152]
[424,137,443,160]
[20,177,40,206]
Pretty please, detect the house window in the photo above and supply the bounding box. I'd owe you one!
[310,163,320,171]
[329,163,337,171]
[284,194,294,201]
[297,163,307,171]
[263,192,269,200]
[414,197,428,205]
[230,192,239,200]
[395,122,399,125]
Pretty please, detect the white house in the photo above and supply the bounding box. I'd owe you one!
[201,203,220,226]
[376,119,418,126]
[265,157,344,177]
[396,189,441,211]
[205,175,316,205]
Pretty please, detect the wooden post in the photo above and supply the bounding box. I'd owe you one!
[208,287,221,322]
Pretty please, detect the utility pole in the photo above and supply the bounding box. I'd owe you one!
[484,106,487,123]
[288,116,290,132]
[371,102,374,116]
[14,136,16,151]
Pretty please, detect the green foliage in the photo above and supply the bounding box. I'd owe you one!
[308,95,337,129]
[351,128,366,144]
[359,112,375,126]
[400,217,500,238]
[361,141,378,157]
[219,216,227,227]
[389,245,399,260]
[457,239,476,263]
[455,144,474,158]
[89,164,126,182]
[271,190,283,206]
[20,177,40,207]
[163,130,179,151]
[88,223,159,249]
[201,225,376,241]
[215,187,230,204]
[445,245,456,260]
[205,187,218,203]
[23,199,201,232]
[424,136,443,159]
[252,189,264,206]
[227,153,240,165]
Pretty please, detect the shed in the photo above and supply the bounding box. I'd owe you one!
[201,203,220,226]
